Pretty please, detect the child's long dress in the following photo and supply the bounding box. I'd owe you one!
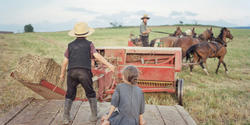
[108,83,145,125]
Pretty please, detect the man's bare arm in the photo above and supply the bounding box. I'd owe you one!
[139,114,146,125]
[60,57,69,81]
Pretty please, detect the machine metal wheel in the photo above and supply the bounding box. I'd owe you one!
[176,79,184,106]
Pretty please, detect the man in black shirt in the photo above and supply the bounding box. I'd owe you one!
[60,22,115,124]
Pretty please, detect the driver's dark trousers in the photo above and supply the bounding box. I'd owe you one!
[140,35,149,47]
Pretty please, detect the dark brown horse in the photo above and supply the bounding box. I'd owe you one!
[173,27,214,58]
[169,26,184,37]
[150,27,193,47]
[185,27,233,75]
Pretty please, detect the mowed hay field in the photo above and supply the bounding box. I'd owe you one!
[0,26,249,124]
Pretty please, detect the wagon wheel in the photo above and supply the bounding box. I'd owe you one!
[176,79,184,106]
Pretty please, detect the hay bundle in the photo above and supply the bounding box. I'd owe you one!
[12,54,90,100]
[13,54,62,88]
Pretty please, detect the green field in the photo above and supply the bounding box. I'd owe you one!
[0,26,249,125]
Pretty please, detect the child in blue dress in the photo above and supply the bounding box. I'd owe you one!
[101,65,146,125]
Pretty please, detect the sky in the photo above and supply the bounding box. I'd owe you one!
[0,0,249,32]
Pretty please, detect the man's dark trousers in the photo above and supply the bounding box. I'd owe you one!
[66,68,96,100]
[140,35,149,47]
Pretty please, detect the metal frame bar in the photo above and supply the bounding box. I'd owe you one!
[40,80,88,101]
[105,88,176,94]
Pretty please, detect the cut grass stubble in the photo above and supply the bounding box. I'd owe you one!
[0,26,249,124]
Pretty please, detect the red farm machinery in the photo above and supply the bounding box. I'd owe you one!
[10,46,184,105]
[92,47,184,105]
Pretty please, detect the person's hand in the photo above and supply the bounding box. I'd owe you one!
[59,74,65,83]
[147,28,151,33]
[140,118,146,125]
[101,115,109,121]
[91,60,95,67]
[101,115,110,125]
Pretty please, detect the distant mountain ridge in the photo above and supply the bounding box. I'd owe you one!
[230,26,250,29]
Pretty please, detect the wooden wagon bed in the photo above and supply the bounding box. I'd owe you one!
[0,98,196,125]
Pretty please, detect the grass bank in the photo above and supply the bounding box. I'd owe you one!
[0,26,249,124]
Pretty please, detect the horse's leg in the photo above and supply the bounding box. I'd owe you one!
[200,58,209,75]
[216,56,225,74]
[222,61,228,74]
[190,60,194,75]
[215,59,221,74]
[184,54,188,63]
[190,53,198,75]
[204,60,208,69]
[188,56,192,63]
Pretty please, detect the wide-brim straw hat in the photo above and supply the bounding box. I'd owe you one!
[68,22,95,37]
[141,14,150,20]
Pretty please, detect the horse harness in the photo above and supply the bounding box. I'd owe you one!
[208,41,222,56]
[215,37,227,47]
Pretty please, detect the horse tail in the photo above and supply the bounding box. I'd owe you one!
[150,39,156,47]
[186,44,199,62]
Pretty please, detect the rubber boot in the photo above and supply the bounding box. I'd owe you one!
[63,99,73,125]
[88,97,98,122]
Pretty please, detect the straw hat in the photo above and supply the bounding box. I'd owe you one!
[141,14,150,20]
[68,22,95,37]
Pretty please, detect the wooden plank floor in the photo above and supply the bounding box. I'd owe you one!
[0,98,196,125]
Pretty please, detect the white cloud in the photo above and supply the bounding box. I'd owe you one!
[0,0,249,32]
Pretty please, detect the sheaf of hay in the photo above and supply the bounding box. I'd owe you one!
[12,54,93,99]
